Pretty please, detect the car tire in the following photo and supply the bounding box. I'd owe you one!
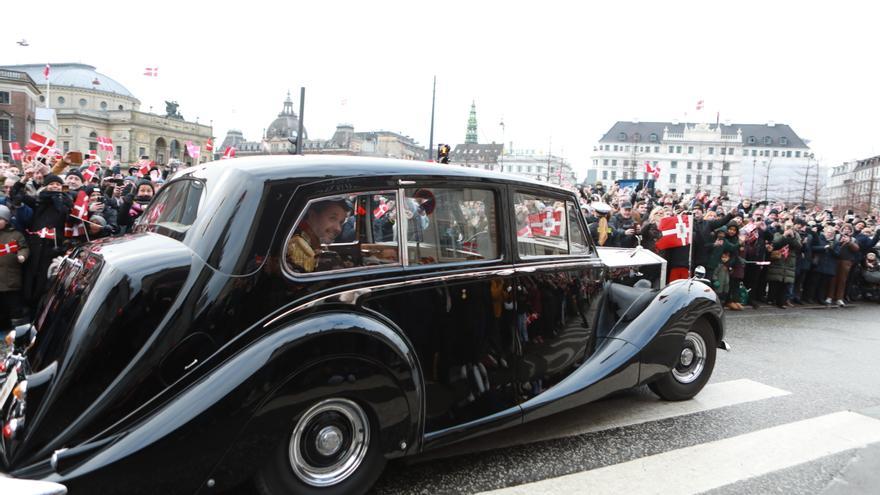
[649,318,716,401]
[254,397,386,495]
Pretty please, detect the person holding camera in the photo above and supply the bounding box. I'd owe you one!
[827,223,860,306]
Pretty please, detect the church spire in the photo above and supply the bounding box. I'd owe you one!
[465,100,478,144]
[280,90,295,117]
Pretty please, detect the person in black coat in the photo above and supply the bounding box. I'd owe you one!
[691,204,734,268]
[811,226,840,304]
[11,174,73,308]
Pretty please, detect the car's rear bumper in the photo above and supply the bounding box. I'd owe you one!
[0,474,66,494]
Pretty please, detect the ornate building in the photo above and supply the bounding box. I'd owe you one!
[829,155,880,214]
[220,93,427,160]
[465,101,478,144]
[0,63,212,165]
[0,68,39,161]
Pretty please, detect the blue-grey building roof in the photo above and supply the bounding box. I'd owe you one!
[599,121,808,148]
[0,63,136,99]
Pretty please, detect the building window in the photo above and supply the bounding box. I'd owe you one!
[611,159,617,166]
[697,162,703,170]
[0,91,10,104]
[653,146,659,153]
[723,162,730,171]
[62,141,70,152]
[116,145,122,158]
[748,136,756,144]
[728,147,733,155]
[613,145,619,152]
[618,132,627,141]
[527,166,532,173]
[720,147,726,155]
[603,159,608,166]
[676,146,682,153]
[671,161,678,169]
[670,173,677,183]
[773,150,779,157]
[622,171,628,179]
[706,176,713,185]
[669,146,674,153]
[139,147,145,157]
[611,171,617,180]
[650,133,658,142]
[602,170,608,180]
[623,160,629,167]
[780,137,788,146]
[687,162,693,170]
[722,176,729,185]
[751,149,757,156]
[79,98,87,107]
[786,150,792,157]
[696,175,702,184]
[604,145,610,151]
[795,151,801,158]
[707,162,713,170]
[685,189,691,195]
[118,105,124,111]
[688,146,693,154]
[0,119,9,141]
[58,96,65,104]
[708,147,714,155]
[764,136,772,145]
[100,101,108,110]
[686,175,692,184]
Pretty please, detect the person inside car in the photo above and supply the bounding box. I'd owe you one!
[287,198,351,273]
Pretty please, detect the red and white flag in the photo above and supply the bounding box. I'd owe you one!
[186,141,201,159]
[43,64,51,79]
[97,136,113,152]
[30,227,56,239]
[656,214,692,250]
[25,133,55,156]
[64,222,86,238]
[87,150,98,161]
[9,142,22,161]
[696,99,704,110]
[528,208,562,237]
[71,190,90,220]
[645,161,661,180]
[222,146,236,159]
[205,138,214,152]
[372,199,389,219]
[82,163,98,183]
[137,159,152,177]
[0,241,19,256]
[144,67,158,77]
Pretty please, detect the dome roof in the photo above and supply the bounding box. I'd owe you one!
[266,92,307,140]
[0,63,137,100]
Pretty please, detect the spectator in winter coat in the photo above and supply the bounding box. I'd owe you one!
[0,205,29,329]
[828,223,860,306]
[811,226,840,305]
[609,201,639,248]
[766,223,802,308]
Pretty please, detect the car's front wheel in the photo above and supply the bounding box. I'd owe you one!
[255,397,386,495]
[649,318,717,401]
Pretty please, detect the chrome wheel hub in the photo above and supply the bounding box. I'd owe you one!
[289,398,369,487]
[672,331,707,384]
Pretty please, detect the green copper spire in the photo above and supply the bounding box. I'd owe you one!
[465,100,478,144]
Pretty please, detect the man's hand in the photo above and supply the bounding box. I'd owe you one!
[17,255,25,263]
[624,228,635,236]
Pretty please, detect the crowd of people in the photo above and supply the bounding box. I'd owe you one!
[0,152,169,328]
[579,181,880,310]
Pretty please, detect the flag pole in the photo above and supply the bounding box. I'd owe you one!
[46,66,50,109]
[687,212,694,277]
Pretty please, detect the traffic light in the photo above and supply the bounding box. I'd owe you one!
[437,144,450,164]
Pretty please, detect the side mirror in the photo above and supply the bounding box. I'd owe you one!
[693,265,710,283]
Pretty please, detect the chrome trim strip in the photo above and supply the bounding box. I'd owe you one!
[263,259,602,328]
[397,188,408,268]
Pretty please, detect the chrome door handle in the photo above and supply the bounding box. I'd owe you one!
[496,269,515,276]
[517,267,537,273]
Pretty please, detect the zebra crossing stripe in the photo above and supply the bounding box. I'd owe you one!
[478,411,880,495]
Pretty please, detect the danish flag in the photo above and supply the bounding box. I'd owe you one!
[137,159,152,177]
[82,163,98,183]
[372,198,389,219]
[222,146,235,159]
[696,99,704,110]
[30,227,56,239]
[25,133,55,156]
[64,222,86,238]
[71,190,90,220]
[87,150,98,161]
[97,136,114,152]
[43,64,51,79]
[0,241,19,256]
[528,208,562,237]
[645,161,661,180]
[656,214,692,250]
[186,141,200,159]
[144,67,158,77]
[517,225,533,238]
[9,142,22,161]
[205,138,214,152]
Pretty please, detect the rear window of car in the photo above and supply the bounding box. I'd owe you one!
[135,178,204,241]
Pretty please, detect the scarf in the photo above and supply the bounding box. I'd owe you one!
[598,217,608,246]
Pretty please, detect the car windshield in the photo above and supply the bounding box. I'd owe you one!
[135,178,205,241]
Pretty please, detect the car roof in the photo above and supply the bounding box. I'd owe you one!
[177,155,573,194]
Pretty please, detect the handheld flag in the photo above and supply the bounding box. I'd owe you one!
[0,241,19,256]
[82,163,98,183]
[9,142,22,161]
[25,133,55,156]
[655,214,692,250]
[97,136,114,152]
[645,161,661,180]
[71,190,90,220]
[528,208,562,237]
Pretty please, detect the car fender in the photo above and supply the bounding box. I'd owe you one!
[612,279,724,384]
[43,311,422,495]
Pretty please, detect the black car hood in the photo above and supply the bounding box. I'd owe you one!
[4,233,192,468]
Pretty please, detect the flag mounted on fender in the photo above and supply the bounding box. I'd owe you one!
[655,214,692,250]
[222,146,235,159]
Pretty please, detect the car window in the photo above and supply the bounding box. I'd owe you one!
[514,192,568,257]
[567,201,590,255]
[135,178,204,241]
[285,191,400,274]
[403,187,499,265]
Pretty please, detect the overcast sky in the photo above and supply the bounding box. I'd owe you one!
[4,1,878,179]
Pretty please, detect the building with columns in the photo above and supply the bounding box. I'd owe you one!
[0,63,212,165]
[590,120,813,202]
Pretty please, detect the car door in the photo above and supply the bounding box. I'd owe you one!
[511,190,627,419]
[358,181,521,442]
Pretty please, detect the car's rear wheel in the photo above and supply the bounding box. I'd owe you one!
[255,397,386,495]
[649,318,716,401]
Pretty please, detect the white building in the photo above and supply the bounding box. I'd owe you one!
[590,120,812,202]
[828,156,880,214]
[499,148,577,187]
[35,107,57,141]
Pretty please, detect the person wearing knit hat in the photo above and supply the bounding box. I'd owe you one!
[44,174,64,187]
[65,170,84,194]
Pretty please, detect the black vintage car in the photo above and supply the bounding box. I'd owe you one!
[0,156,726,494]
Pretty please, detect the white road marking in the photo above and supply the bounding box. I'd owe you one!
[421,379,789,460]
[478,411,880,495]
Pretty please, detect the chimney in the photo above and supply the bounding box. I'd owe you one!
[767,120,776,127]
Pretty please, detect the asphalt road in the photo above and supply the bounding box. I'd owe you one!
[372,303,880,495]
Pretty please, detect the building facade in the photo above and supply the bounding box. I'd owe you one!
[828,155,880,215]
[590,120,813,202]
[0,68,40,161]
[220,94,428,160]
[0,63,212,165]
